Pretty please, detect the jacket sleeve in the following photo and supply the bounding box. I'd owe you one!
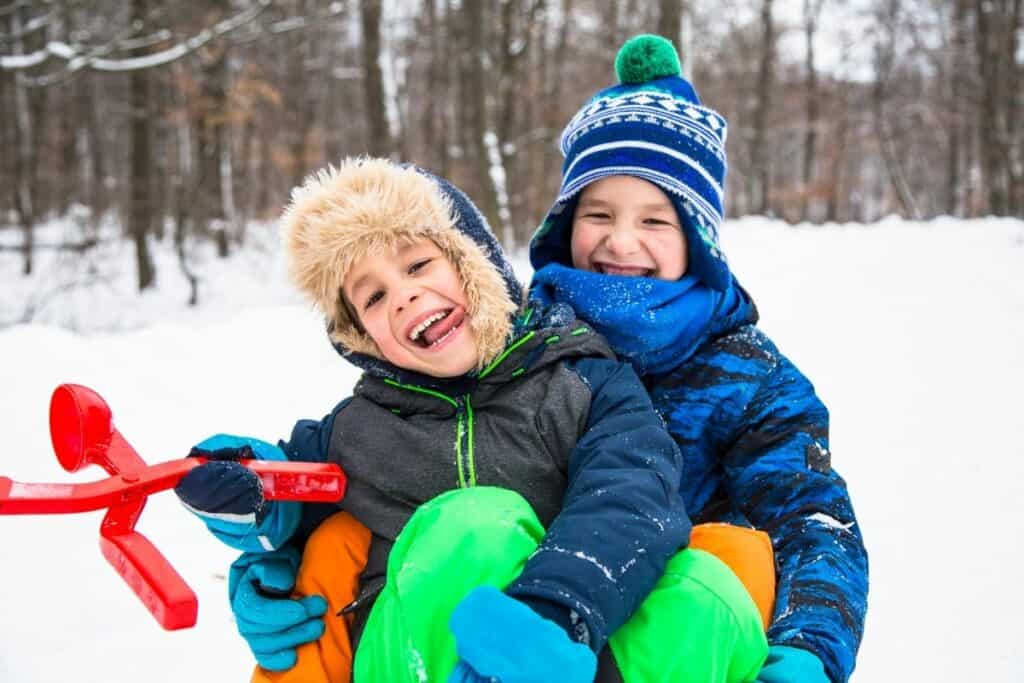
[505,357,690,653]
[723,355,868,683]
[278,397,353,545]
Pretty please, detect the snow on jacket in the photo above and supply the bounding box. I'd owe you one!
[276,159,690,653]
[530,255,869,683]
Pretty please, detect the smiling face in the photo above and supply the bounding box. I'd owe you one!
[569,175,688,280]
[342,238,479,378]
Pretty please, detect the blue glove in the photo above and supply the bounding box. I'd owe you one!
[447,586,596,683]
[229,547,328,671]
[174,434,300,552]
[756,645,830,683]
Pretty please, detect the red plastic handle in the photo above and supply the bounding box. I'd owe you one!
[0,458,346,514]
[100,514,199,630]
[94,497,198,629]
[0,384,349,631]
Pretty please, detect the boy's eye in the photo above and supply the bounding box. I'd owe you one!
[582,212,611,220]
[364,290,384,310]
[643,217,673,227]
[408,258,432,274]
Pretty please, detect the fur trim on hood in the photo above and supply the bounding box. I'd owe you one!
[281,158,521,373]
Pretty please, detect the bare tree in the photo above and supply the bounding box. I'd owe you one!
[657,0,682,46]
[947,0,970,216]
[129,0,156,290]
[751,0,775,215]
[541,0,573,197]
[193,0,233,257]
[801,0,825,221]
[871,0,920,218]
[360,0,391,157]
[975,0,1005,214]
[1003,0,1022,215]
[7,4,41,275]
[461,0,510,243]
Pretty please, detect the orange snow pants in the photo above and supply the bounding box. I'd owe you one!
[251,515,775,683]
[250,511,371,683]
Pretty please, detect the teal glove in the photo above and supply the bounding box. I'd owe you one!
[448,586,596,683]
[229,547,328,671]
[757,645,830,683]
[175,434,300,552]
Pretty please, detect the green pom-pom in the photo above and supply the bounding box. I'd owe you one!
[615,34,681,84]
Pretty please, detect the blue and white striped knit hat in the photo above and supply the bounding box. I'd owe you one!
[530,34,731,291]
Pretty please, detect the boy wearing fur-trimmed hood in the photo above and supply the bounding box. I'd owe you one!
[529,35,869,683]
[176,158,771,683]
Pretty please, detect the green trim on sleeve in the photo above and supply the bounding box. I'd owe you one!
[479,332,537,379]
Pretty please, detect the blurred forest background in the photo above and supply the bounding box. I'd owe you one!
[1,0,1021,293]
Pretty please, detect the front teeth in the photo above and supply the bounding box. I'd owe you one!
[409,311,447,341]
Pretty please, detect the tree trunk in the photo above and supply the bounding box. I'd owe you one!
[524,0,550,236]
[974,0,1008,214]
[873,0,920,218]
[497,0,535,235]
[1004,0,1022,215]
[81,69,107,226]
[10,7,37,275]
[461,0,509,244]
[824,76,849,223]
[129,0,156,291]
[421,0,442,171]
[258,120,273,218]
[238,115,254,239]
[497,0,517,151]
[360,0,392,157]
[440,0,456,178]
[0,52,10,220]
[947,0,969,216]
[289,9,312,190]
[542,0,573,199]
[800,0,821,222]
[195,0,232,258]
[56,3,79,215]
[751,0,775,215]
[23,6,49,222]
[657,0,682,46]
[873,81,920,219]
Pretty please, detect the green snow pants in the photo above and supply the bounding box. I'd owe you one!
[353,487,768,683]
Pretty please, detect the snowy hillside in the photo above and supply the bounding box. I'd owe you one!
[1,216,1022,682]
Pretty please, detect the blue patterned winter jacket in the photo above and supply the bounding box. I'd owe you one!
[529,263,869,683]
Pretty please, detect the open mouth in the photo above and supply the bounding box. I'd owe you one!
[407,306,467,348]
[596,263,654,277]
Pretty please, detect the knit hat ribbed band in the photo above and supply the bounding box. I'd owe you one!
[530,35,732,291]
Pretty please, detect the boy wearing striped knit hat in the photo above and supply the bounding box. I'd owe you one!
[530,35,869,683]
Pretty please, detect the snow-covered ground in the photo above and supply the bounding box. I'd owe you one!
[1,215,1022,682]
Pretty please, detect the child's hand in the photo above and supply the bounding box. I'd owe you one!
[229,548,328,671]
[447,586,596,683]
[756,645,829,683]
[174,434,300,551]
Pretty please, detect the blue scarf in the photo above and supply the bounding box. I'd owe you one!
[530,263,756,376]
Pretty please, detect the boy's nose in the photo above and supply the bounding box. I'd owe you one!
[394,290,419,314]
[604,224,641,255]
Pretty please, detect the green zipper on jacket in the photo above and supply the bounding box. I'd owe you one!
[454,395,476,487]
[383,378,476,488]
[381,330,538,489]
